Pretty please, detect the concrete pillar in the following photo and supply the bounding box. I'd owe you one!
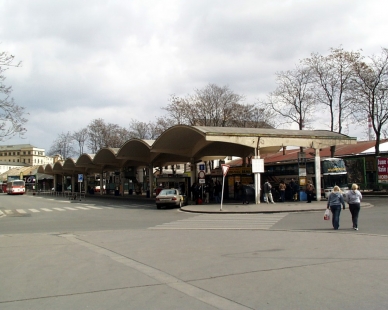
[149,165,154,198]
[315,148,321,201]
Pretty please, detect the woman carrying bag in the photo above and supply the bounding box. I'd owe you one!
[327,186,345,230]
[346,183,362,231]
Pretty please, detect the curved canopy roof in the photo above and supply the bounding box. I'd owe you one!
[37,125,356,175]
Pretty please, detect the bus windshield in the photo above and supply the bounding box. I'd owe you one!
[323,174,348,188]
[322,159,346,174]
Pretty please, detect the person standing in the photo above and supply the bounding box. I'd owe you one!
[214,180,221,203]
[306,181,315,203]
[346,183,363,230]
[327,185,346,230]
[290,178,299,201]
[263,180,275,204]
[279,180,286,202]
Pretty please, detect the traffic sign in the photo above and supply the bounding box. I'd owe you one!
[78,174,83,182]
[198,171,205,179]
[221,164,230,176]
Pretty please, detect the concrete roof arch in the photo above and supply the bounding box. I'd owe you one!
[93,148,122,170]
[63,158,86,174]
[150,125,356,164]
[36,164,48,173]
[76,154,101,173]
[116,139,154,166]
[52,161,64,174]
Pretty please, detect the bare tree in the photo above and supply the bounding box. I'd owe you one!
[87,118,130,152]
[129,119,150,139]
[164,84,252,127]
[48,131,76,158]
[87,118,106,153]
[264,65,315,130]
[0,50,27,141]
[163,95,191,125]
[72,128,88,156]
[304,47,361,134]
[351,48,388,156]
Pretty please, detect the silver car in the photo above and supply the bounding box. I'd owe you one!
[155,188,184,209]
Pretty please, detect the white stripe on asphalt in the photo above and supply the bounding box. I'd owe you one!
[29,209,40,213]
[53,208,66,211]
[16,209,27,213]
[149,213,288,230]
[40,208,53,212]
[64,207,78,210]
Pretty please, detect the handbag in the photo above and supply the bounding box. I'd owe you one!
[324,209,330,220]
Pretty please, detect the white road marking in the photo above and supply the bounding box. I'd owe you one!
[149,213,288,230]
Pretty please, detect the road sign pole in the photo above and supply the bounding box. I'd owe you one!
[220,164,230,211]
[220,175,225,211]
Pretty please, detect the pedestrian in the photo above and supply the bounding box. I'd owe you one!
[306,181,315,203]
[204,182,210,203]
[279,180,286,202]
[346,183,363,231]
[289,178,298,201]
[240,183,249,204]
[214,180,221,203]
[263,179,275,204]
[327,185,346,230]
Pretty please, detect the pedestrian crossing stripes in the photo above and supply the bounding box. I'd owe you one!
[3,205,104,215]
[149,213,288,230]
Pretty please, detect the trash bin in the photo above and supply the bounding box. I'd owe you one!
[146,190,150,198]
[128,189,133,195]
[299,191,307,201]
[115,188,119,196]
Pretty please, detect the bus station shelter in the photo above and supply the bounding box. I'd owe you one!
[39,125,357,204]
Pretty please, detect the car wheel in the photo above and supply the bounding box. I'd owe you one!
[157,205,161,209]
[179,200,183,208]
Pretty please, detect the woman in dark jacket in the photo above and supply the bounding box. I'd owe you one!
[327,186,346,230]
[346,183,363,231]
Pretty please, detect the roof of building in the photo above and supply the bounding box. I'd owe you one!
[226,139,388,167]
[0,144,38,150]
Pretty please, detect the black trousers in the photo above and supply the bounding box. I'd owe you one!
[349,203,361,228]
[307,191,313,202]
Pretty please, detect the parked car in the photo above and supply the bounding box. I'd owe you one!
[155,188,185,209]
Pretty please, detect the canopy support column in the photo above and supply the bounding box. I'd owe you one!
[315,148,321,201]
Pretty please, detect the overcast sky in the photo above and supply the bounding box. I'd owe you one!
[1,0,387,153]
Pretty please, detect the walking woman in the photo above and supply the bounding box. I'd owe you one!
[346,183,363,231]
[327,186,345,230]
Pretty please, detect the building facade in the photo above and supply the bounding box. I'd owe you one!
[0,144,54,166]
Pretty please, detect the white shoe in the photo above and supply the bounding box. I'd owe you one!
[354,227,358,231]
[271,202,275,204]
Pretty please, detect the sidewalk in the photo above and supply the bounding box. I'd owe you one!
[180,200,372,214]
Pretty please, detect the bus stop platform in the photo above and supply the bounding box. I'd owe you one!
[180,200,372,214]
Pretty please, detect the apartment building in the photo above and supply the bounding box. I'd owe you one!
[0,144,54,166]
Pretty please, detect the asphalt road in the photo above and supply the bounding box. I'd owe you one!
[1,194,387,309]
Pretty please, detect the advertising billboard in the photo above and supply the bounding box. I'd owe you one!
[377,157,388,183]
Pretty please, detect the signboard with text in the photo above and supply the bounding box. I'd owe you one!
[377,157,388,183]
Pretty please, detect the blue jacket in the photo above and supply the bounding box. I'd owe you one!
[327,191,345,208]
